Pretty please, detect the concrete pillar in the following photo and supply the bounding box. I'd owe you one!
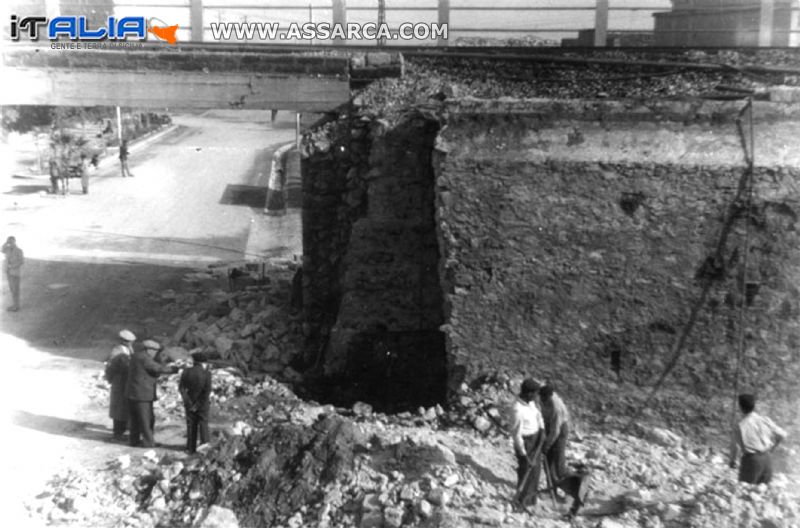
[309,3,314,45]
[190,0,204,42]
[377,0,386,47]
[759,0,775,47]
[332,0,347,45]
[296,112,301,149]
[116,106,123,145]
[594,0,609,47]
[438,0,450,47]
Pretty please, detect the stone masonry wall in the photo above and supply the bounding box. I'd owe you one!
[436,99,800,440]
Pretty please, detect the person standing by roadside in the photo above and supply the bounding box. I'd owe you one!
[2,236,24,312]
[119,139,133,178]
[125,339,177,447]
[540,383,571,486]
[105,330,136,439]
[48,143,60,194]
[179,352,213,453]
[511,378,545,509]
[730,393,787,484]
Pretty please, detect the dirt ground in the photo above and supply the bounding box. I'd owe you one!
[0,110,301,525]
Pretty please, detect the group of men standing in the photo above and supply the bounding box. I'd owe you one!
[104,329,212,453]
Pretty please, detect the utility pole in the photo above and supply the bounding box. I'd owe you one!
[116,106,123,146]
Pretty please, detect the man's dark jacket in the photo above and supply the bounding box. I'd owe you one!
[125,350,173,401]
[179,364,212,411]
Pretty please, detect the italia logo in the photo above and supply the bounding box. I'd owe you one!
[10,15,178,44]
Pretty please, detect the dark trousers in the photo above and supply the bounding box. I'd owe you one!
[739,452,772,484]
[129,400,155,447]
[7,273,20,309]
[515,432,542,506]
[185,409,209,453]
[112,419,128,437]
[545,422,569,483]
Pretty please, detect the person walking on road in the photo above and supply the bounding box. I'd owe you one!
[119,139,133,178]
[3,236,24,312]
[179,352,213,453]
[540,383,571,486]
[105,329,136,439]
[125,339,177,447]
[730,393,787,484]
[511,377,545,509]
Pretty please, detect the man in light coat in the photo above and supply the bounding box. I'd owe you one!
[730,393,787,484]
[511,378,545,509]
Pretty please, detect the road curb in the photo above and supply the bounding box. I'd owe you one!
[94,124,179,174]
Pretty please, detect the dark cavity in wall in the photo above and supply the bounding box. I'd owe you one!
[297,110,447,413]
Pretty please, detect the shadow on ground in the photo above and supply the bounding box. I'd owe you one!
[12,410,113,443]
[0,257,199,361]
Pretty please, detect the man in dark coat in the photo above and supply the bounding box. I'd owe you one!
[125,339,177,447]
[540,383,571,485]
[119,139,133,178]
[179,352,213,453]
[105,329,136,439]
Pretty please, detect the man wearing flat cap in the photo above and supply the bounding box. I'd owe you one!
[125,339,178,447]
[179,352,213,453]
[511,378,545,509]
[105,329,136,439]
[730,393,787,484]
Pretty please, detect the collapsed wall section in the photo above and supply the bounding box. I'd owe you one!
[301,110,446,411]
[436,99,800,436]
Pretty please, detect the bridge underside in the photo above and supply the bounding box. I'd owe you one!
[1,45,402,111]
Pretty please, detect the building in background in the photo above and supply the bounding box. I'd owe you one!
[654,0,800,47]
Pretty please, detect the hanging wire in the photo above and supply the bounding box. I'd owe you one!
[623,98,758,434]
[729,97,756,454]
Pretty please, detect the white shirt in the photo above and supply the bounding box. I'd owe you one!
[511,399,544,455]
[737,412,787,454]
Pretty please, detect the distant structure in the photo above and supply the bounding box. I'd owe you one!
[653,0,799,47]
[561,30,654,47]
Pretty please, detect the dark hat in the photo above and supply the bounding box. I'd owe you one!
[738,393,756,413]
[539,384,555,400]
[191,351,207,363]
[520,378,542,396]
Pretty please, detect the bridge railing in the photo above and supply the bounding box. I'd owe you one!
[32,0,800,47]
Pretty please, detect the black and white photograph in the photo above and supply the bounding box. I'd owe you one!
[1,1,799,527]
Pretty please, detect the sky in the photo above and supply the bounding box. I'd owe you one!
[109,0,675,44]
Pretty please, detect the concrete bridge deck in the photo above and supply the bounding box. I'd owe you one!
[1,44,402,111]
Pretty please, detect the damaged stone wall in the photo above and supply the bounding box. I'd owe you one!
[301,110,446,410]
[436,99,800,435]
[302,97,800,434]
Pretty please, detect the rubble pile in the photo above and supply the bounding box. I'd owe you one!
[163,269,304,383]
[442,375,517,437]
[29,396,800,528]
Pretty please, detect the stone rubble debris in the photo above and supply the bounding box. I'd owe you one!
[45,238,800,526]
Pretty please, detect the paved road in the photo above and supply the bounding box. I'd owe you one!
[0,110,301,523]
